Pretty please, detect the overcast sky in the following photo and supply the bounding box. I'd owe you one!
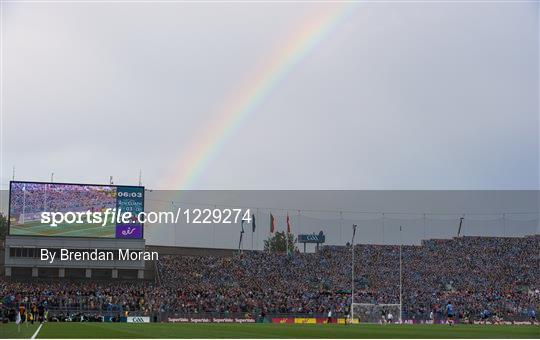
[1,1,538,192]
[0,1,538,247]
[141,190,539,248]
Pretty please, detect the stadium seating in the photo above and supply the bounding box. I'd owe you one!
[1,236,538,322]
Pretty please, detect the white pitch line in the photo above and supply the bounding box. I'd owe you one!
[30,323,43,339]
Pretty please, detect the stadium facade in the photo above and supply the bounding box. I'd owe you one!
[1,182,538,326]
[4,235,147,279]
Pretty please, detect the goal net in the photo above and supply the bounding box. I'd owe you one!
[351,303,401,324]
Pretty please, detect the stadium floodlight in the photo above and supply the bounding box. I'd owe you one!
[351,224,357,322]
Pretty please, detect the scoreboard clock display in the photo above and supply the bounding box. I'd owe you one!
[115,186,145,239]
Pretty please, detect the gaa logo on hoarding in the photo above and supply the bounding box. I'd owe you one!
[127,316,150,323]
[298,231,325,244]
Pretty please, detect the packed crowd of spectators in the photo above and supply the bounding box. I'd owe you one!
[9,183,115,216]
[157,235,539,320]
[0,279,165,316]
[1,235,538,321]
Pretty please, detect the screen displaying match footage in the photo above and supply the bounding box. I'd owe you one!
[8,181,144,239]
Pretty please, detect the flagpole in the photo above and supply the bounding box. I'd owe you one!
[213,205,217,247]
[290,214,293,255]
[351,224,357,322]
[238,231,243,254]
[286,213,289,256]
[269,212,272,253]
[239,220,245,254]
[22,184,26,224]
[399,225,403,323]
[250,210,255,252]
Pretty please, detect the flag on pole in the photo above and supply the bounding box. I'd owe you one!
[270,213,275,233]
[239,220,245,252]
[251,214,256,232]
[286,213,291,233]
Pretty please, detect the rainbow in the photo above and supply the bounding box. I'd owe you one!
[163,3,355,189]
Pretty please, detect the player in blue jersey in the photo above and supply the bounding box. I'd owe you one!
[445,302,455,326]
[529,309,536,324]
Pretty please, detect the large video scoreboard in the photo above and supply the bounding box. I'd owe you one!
[8,181,144,239]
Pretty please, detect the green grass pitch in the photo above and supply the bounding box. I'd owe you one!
[1,323,539,339]
[10,220,116,238]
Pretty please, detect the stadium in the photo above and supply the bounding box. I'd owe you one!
[0,184,538,338]
[1,1,539,339]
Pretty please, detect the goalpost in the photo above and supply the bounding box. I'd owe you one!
[350,224,404,324]
[351,303,402,324]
